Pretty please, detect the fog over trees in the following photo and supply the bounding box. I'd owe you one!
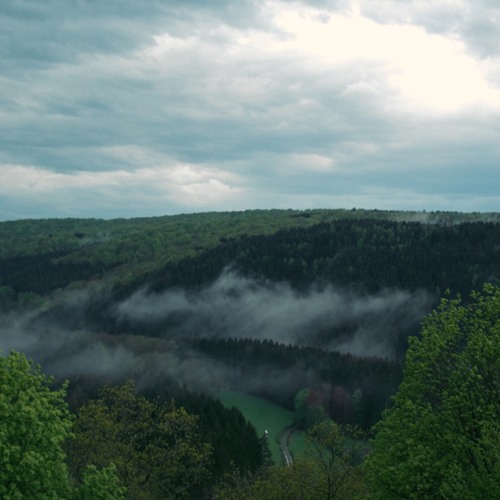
[0,209,499,497]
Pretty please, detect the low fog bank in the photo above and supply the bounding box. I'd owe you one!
[0,312,227,393]
[0,268,434,399]
[0,312,330,406]
[116,269,434,359]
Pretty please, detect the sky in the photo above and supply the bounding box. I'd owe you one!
[1,0,499,220]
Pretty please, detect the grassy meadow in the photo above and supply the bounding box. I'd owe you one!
[217,390,296,464]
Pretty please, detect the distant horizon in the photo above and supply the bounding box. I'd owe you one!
[2,206,500,224]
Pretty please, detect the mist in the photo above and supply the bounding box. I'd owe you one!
[115,268,434,359]
[0,310,228,394]
[0,306,325,405]
[0,267,434,405]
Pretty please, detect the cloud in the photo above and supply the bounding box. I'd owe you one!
[0,163,246,218]
[0,265,434,404]
[355,0,500,59]
[0,0,499,219]
[269,2,500,114]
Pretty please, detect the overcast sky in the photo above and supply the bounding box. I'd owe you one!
[1,0,499,220]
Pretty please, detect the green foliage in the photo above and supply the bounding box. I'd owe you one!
[160,389,265,477]
[215,421,367,499]
[68,382,212,499]
[365,284,500,499]
[2,210,499,307]
[294,388,327,430]
[212,467,260,500]
[302,421,367,499]
[206,339,401,430]
[0,351,73,499]
[153,218,500,297]
[293,388,309,428]
[73,464,126,500]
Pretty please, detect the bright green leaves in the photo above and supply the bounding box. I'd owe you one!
[0,352,215,499]
[0,351,72,499]
[366,284,500,499]
[73,464,126,500]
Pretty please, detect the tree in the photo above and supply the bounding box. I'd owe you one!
[68,382,212,500]
[366,284,500,499]
[214,421,366,500]
[294,388,327,430]
[0,351,124,500]
[0,351,73,499]
[73,464,126,500]
[303,420,367,499]
[351,388,364,428]
[294,388,310,428]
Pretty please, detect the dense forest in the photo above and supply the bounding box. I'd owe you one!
[1,209,499,498]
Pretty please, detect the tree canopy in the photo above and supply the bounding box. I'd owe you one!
[214,420,366,499]
[365,284,500,499]
[0,351,124,500]
[68,382,212,500]
[0,351,73,499]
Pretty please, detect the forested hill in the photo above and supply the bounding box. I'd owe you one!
[0,209,499,308]
[146,218,500,295]
[1,209,500,432]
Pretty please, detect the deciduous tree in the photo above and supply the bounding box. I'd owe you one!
[0,351,72,499]
[366,284,500,499]
[68,382,212,499]
[214,421,366,499]
[0,351,124,499]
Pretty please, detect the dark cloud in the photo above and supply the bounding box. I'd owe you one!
[0,0,263,65]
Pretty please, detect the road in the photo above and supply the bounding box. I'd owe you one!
[280,427,295,466]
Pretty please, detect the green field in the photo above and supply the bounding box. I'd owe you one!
[217,390,295,464]
[217,391,369,466]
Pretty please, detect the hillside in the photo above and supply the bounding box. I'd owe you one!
[1,208,499,306]
[1,208,499,428]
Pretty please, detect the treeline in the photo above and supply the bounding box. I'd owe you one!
[0,209,376,300]
[188,337,401,429]
[148,219,500,296]
[28,219,500,337]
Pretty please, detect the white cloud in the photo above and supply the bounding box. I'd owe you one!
[288,153,336,172]
[165,164,245,207]
[267,1,500,114]
[0,163,245,215]
[141,1,500,117]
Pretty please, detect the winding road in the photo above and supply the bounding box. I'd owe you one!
[280,427,295,466]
